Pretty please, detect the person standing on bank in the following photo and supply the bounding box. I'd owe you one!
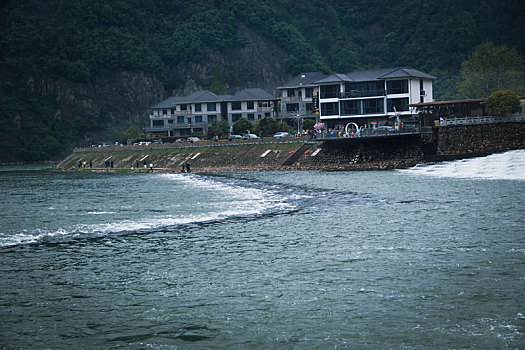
[186,162,191,172]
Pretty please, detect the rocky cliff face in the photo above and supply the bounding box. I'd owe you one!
[29,25,290,139]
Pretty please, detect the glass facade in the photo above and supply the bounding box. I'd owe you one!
[386,80,408,94]
[320,85,340,99]
[321,102,339,116]
[387,98,409,112]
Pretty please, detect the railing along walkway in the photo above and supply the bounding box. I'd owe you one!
[440,114,525,126]
[73,139,306,153]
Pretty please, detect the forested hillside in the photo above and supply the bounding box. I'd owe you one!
[1,0,524,162]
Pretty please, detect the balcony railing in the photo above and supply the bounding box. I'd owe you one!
[339,90,385,99]
[281,96,304,102]
[150,114,175,119]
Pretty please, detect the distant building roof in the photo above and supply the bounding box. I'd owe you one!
[378,67,437,80]
[279,67,436,89]
[409,98,486,107]
[151,96,184,109]
[181,90,222,103]
[277,72,327,89]
[151,89,275,109]
[227,88,276,101]
[315,73,353,84]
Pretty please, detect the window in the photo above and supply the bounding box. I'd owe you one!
[363,99,384,114]
[387,98,409,112]
[287,89,295,97]
[177,116,184,123]
[320,84,339,99]
[180,104,187,111]
[321,102,339,116]
[305,88,313,98]
[345,82,384,97]
[231,101,242,110]
[195,115,202,123]
[247,113,255,121]
[286,103,299,112]
[162,109,167,115]
[207,103,216,111]
[265,113,270,117]
[386,80,408,94]
[341,100,360,115]
[171,109,175,114]
[153,120,164,126]
[195,103,202,112]
[306,103,314,111]
[232,113,242,122]
[247,101,254,109]
[168,119,174,124]
[208,115,217,122]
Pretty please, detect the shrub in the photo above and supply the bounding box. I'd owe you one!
[485,90,521,116]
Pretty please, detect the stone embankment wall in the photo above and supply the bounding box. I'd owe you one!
[298,135,424,170]
[436,122,525,155]
[59,122,524,173]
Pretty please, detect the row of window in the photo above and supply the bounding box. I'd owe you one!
[321,98,409,116]
[286,87,314,98]
[152,112,272,126]
[159,101,274,115]
[319,80,410,99]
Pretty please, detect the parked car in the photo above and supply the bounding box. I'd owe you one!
[273,132,290,139]
[228,134,243,140]
[152,139,163,144]
[187,137,200,142]
[372,126,398,134]
[243,133,259,139]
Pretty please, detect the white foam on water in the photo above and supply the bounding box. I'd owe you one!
[398,150,525,181]
[1,174,299,247]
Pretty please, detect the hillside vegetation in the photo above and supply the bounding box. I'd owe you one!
[1,0,524,162]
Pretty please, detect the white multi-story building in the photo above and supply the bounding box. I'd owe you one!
[278,67,436,128]
[147,89,278,137]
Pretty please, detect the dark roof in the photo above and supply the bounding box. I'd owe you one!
[151,89,275,108]
[346,67,437,81]
[409,98,486,107]
[315,73,353,84]
[378,67,437,80]
[277,72,327,89]
[151,96,183,109]
[181,90,222,103]
[279,67,436,88]
[226,88,276,101]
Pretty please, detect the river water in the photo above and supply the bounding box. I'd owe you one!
[1,150,524,349]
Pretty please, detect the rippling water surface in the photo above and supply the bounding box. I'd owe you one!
[1,151,524,349]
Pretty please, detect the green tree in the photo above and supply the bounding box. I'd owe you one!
[254,117,278,136]
[458,42,525,98]
[209,119,230,138]
[485,90,521,116]
[232,118,252,135]
[303,119,315,130]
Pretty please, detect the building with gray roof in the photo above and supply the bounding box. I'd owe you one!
[277,67,437,129]
[146,89,278,137]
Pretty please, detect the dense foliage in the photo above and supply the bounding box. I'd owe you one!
[232,118,253,135]
[1,0,524,161]
[459,43,525,98]
[485,90,521,116]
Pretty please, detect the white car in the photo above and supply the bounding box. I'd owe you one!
[187,137,200,142]
[273,132,290,139]
[228,134,243,140]
[243,134,259,139]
